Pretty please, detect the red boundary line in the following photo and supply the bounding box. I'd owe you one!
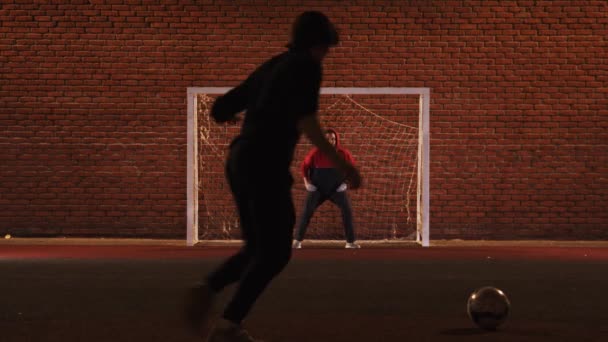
[1,245,607,261]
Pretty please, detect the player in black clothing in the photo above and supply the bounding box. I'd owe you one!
[185,11,362,342]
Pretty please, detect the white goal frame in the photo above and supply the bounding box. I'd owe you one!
[186,87,430,247]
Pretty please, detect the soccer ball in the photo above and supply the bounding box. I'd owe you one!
[467,286,510,330]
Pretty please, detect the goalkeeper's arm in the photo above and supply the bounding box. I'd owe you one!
[303,177,317,192]
[300,149,317,191]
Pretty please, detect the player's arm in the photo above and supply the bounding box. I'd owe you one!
[210,76,253,123]
[298,115,361,189]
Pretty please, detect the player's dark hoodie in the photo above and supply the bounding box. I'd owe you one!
[300,129,355,196]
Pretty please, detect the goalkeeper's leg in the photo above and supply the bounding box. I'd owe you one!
[294,190,324,244]
[330,192,356,244]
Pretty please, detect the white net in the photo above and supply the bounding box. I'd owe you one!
[196,92,421,241]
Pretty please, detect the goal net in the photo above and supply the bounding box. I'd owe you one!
[187,88,430,247]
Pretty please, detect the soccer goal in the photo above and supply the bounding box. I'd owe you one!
[187,87,430,247]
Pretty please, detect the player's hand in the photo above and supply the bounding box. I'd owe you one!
[305,183,317,192]
[344,165,362,190]
[336,183,347,192]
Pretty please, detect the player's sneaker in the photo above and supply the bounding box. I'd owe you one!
[184,282,216,336]
[207,319,262,342]
[292,240,302,249]
[345,242,361,249]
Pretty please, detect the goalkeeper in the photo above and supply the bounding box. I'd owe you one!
[293,128,360,249]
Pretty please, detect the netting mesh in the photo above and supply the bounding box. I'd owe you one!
[196,93,420,241]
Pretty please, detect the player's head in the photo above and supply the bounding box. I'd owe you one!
[288,11,339,61]
[325,129,337,146]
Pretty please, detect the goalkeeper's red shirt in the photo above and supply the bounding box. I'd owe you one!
[300,129,355,193]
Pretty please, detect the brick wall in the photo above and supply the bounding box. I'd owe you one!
[1,1,606,239]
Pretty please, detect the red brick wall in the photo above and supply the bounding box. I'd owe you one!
[1,1,606,239]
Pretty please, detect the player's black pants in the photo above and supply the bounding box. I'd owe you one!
[295,190,356,243]
[206,141,294,324]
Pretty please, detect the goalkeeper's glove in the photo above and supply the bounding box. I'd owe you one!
[336,183,347,192]
[305,183,317,192]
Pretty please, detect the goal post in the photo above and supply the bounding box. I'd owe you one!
[187,87,430,247]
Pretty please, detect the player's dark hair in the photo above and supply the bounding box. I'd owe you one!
[288,11,339,50]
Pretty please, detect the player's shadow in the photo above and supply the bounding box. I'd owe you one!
[442,327,554,338]
[439,328,491,336]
